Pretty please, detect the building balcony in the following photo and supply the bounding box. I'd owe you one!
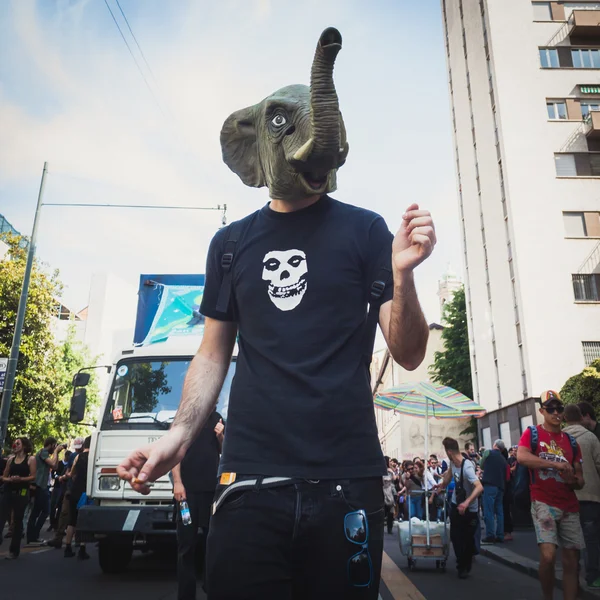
[584,110,600,140]
[570,10,600,41]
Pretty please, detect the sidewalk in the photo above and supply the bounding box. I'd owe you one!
[480,528,600,600]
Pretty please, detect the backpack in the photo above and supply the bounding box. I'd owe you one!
[513,425,578,510]
[215,215,392,361]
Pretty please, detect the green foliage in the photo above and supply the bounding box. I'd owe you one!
[560,359,600,415]
[429,287,473,399]
[0,234,100,450]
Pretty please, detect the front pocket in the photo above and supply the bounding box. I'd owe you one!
[337,478,384,516]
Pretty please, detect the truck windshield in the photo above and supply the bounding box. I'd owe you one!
[102,358,235,430]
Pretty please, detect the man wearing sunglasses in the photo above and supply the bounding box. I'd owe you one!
[517,390,585,600]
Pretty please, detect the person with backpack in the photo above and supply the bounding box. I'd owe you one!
[436,437,483,579]
[118,27,436,599]
[517,390,585,600]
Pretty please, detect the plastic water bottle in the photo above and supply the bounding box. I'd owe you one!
[180,501,192,526]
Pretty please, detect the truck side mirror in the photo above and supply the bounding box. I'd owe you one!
[72,372,91,387]
[69,388,87,423]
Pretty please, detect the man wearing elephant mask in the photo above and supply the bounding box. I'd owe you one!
[119,27,436,599]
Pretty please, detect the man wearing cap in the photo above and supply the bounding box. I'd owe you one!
[517,391,585,600]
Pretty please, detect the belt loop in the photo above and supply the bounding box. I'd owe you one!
[253,476,264,493]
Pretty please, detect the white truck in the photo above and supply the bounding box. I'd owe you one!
[68,275,234,573]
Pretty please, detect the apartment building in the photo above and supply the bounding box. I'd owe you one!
[441,0,600,447]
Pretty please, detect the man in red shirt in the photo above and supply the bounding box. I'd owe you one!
[517,390,585,600]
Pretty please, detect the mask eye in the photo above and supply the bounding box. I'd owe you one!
[271,114,286,128]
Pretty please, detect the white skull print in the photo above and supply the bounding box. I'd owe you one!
[262,249,308,311]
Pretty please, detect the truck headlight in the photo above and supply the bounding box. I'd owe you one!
[99,476,121,491]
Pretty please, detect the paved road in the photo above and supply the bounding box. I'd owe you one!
[0,526,546,600]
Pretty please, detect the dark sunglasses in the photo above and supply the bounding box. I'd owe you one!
[544,405,565,414]
[344,509,372,588]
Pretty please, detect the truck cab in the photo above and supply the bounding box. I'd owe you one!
[72,336,235,573]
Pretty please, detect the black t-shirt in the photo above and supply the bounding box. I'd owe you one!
[180,411,222,492]
[200,195,394,479]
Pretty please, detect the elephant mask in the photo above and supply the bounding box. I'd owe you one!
[220,27,349,202]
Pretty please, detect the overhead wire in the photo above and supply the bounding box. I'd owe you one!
[103,0,165,116]
[115,0,158,84]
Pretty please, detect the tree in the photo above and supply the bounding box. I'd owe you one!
[0,234,99,449]
[560,359,600,415]
[429,286,473,399]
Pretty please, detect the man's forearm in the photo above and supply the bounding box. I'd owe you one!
[517,450,562,471]
[171,463,183,487]
[388,270,428,370]
[172,353,230,452]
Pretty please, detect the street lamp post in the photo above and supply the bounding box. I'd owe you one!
[0,162,225,449]
[0,162,48,450]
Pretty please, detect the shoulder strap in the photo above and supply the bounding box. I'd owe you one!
[459,458,466,487]
[215,217,254,314]
[529,425,538,453]
[565,432,578,466]
[363,266,392,364]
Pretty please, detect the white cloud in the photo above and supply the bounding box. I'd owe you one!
[0,0,460,324]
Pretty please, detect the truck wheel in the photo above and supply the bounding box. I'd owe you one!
[98,540,133,574]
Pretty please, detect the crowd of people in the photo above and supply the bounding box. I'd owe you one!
[0,435,91,560]
[380,392,600,597]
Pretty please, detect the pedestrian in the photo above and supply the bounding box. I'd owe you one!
[382,457,396,535]
[463,442,480,465]
[564,403,600,589]
[26,437,66,546]
[47,438,83,549]
[480,439,508,544]
[437,437,483,579]
[64,436,91,559]
[578,401,600,442]
[172,412,224,599]
[428,455,442,482]
[0,437,36,559]
[118,27,436,598]
[517,390,585,600]
[499,444,515,541]
[404,461,424,520]
[49,450,71,532]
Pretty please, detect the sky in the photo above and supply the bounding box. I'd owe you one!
[0,0,461,332]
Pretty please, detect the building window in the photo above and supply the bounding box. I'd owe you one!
[555,153,600,176]
[572,48,600,69]
[581,101,600,118]
[563,212,588,236]
[547,100,568,119]
[572,273,600,301]
[520,415,534,432]
[532,2,553,20]
[482,427,492,451]
[500,421,512,446]
[583,341,600,365]
[540,48,560,68]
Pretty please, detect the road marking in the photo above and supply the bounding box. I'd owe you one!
[31,548,52,554]
[381,551,427,600]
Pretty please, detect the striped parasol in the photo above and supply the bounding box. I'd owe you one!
[374,381,486,419]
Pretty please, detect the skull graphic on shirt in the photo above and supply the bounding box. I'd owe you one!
[262,249,308,311]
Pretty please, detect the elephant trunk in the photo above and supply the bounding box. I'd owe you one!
[306,27,343,172]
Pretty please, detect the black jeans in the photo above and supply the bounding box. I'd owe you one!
[177,491,214,600]
[205,477,384,600]
[580,501,600,585]
[0,489,30,556]
[27,486,49,542]
[450,505,478,573]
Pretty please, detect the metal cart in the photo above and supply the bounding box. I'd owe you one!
[399,489,450,572]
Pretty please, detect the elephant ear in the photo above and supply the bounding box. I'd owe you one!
[220,106,266,188]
